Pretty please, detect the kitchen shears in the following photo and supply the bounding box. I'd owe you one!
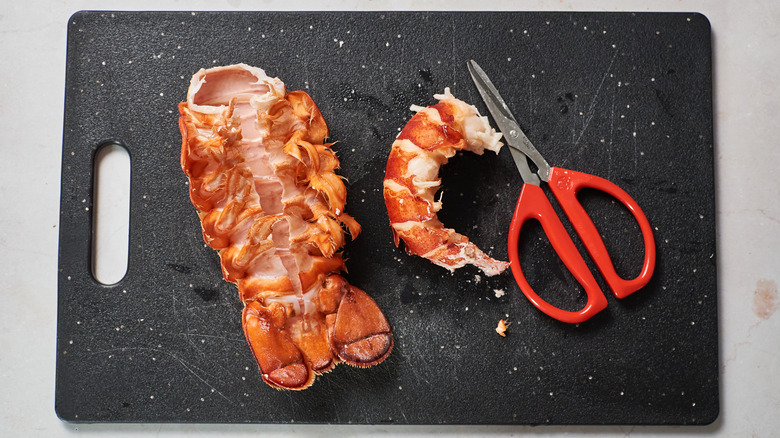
[467,60,656,323]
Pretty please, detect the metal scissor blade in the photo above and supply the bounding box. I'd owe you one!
[467,60,551,182]
[508,145,540,186]
[467,60,521,129]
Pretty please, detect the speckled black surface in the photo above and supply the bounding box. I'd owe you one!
[56,11,717,424]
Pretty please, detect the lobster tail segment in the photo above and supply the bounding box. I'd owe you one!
[242,301,314,390]
[242,275,392,390]
[322,276,394,367]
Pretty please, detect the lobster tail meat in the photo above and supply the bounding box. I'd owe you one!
[383,88,510,276]
[179,63,392,390]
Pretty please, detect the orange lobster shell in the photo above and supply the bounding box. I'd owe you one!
[179,64,392,390]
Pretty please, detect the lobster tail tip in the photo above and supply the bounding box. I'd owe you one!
[329,282,394,368]
[337,333,394,368]
[263,363,313,391]
[243,302,315,390]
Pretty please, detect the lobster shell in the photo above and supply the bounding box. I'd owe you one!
[179,64,392,390]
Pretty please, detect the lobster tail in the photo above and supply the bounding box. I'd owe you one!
[179,64,392,390]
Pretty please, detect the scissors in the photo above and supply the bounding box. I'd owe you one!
[467,60,656,324]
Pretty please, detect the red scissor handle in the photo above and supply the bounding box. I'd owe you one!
[508,183,608,323]
[547,167,656,299]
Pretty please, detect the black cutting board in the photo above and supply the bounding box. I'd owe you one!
[56,11,717,425]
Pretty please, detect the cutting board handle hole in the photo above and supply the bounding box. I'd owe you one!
[92,142,131,285]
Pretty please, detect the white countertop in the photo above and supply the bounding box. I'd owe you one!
[2,0,778,436]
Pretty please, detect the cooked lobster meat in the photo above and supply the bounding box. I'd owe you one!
[179,63,392,390]
[383,88,510,276]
